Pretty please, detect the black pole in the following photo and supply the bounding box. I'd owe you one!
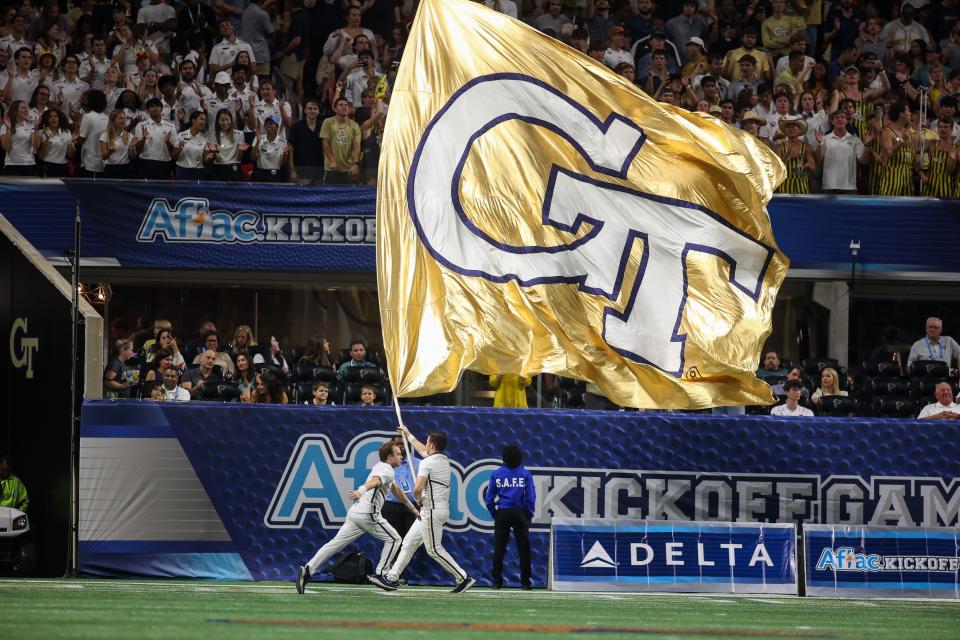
[849,240,860,370]
[67,206,81,577]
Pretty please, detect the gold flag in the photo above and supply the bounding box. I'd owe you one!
[377,0,788,409]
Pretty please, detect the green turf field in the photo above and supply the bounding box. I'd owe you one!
[2,579,958,640]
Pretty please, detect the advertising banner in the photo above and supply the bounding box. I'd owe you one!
[78,401,959,586]
[804,524,960,599]
[1,181,959,275]
[550,518,797,593]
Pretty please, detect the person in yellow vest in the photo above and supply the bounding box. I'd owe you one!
[489,374,532,408]
[0,455,28,512]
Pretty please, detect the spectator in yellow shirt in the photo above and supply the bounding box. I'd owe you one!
[489,374,531,408]
[762,0,807,57]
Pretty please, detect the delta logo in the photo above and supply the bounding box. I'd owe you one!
[815,547,882,572]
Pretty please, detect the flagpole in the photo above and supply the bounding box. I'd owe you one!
[392,395,418,483]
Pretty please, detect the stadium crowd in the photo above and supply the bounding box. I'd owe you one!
[103,314,960,418]
[1,0,960,193]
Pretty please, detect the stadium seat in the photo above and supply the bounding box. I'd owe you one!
[200,381,241,402]
[871,396,916,418]
[296,381,314,403]
[290,346,306,364]
[296,362,336,383]
[908,359,949,378]
[862,360,902,378]
[340,365,381,384]
[801,357,840,379]
[816,395,858,417]
[868,376,910,397]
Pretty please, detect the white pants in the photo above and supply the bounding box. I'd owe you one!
[306,508,401,576]
[385,508,466,582]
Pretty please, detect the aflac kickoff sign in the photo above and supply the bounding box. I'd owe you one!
[804,524,960,599]
[550,518,797,594]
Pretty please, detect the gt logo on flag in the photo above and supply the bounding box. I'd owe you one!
[408,74,775,376]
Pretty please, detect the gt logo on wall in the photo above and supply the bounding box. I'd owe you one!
[9,317,39,379]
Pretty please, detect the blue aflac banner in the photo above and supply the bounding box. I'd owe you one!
[1,181,959,274]
[804,524,960,599]
[78,401,960,586]
[550,518,797,593]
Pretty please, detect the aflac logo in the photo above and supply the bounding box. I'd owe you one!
[815,547,882,572]
[138,197,259,243]
[265,432,500,531]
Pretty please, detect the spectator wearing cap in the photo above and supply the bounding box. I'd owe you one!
[209,16,255,78]
[603,26,632,69]
[739,110,769,144]
[203,71,241,134]
[761,0,806,57]
[665,0,709,64]
[724,27,773,82]
[535,0,571,33]
[135,97,177,180]
[632,31,681,75]
[585,0,617,52]
[880,2,932,55]
[726,54,761,100]
[251,114,290,182]
[774,114,814,193]
[682,37,707,78]
[173,110,213,180]
[320,96,361,185]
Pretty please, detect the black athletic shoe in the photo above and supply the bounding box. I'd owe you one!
[491,581,502,590]
[367,573,399,591]
[296,565,310,594]
[450,576,476,594]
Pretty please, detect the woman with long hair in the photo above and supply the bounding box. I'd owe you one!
[211,108,246,181]
[99,109,136,178]
[147,328,185,370]
[137,67,160,102]
[298,334,334,368]
[235,351,257,402]
[1,99,39,175]
[251,369,289,404]
[796,90,828,146]
[232,50,259,93]
[28,84,51,124]
[254,334,289,374]
[37,108,73,177]
[103,338,136,399]
[116,88,145,131]
[144,348,175,383]
[102,65,124,113]
[230,325,256,353]
[173,110,212,181]
[811,367,847,407]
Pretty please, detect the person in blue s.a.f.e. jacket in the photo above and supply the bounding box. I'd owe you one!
[484,444,536,589]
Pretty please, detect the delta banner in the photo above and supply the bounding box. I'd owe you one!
[78,401,959,587]
[0,181,959,276]
[550,518,797,594]
[804,524,960,599]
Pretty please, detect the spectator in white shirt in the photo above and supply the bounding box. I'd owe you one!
[210,107,246,181]
[76,88,109,176]
[252,78,293,136]
[485,0,518,18]
[173,110,213,181]
[251,115,289,181]
[175,59,211,118]
[770,379,814,417]
[79,36,110,90]
[135,97,177,179]
[3,47,38,105]
[37,108,73,177]
[816,110,868,194]
[342,49,381,107]
[603,26,633,70]
[917,382,960,420]
[99,109,137,179]
[209,16,255,78]
[52,54,89,126]
[160,366,191,402]
[0,99,39,175]
[136,0,177,56]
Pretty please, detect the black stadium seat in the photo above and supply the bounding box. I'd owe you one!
[871,396,916,418]
[802,357,840,379]
[908,359,949,378]
[816,395,858,416]
[296,362,336,383]
[201,381,241,402]
[868,376,910,397]
[344,382,386,404]
[341,365,381,384]
[862,360,902,378]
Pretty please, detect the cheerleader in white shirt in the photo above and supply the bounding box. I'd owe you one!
[0,100,39,176]
[99,110,137,179]
[173,110,215,181]
[211,108,247,181]
[37,108,74,177]
[250,115,289,182]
